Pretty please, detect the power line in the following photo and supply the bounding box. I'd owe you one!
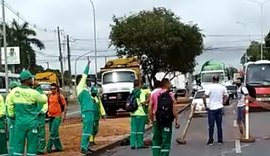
[205,34,261,37]
[3,1,56,33]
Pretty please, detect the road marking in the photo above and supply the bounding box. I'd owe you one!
[235,140,241,153]
[66,111,80,116]
[233,120,237,127]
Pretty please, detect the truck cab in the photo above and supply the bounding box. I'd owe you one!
[244,60,270,108]
[101,69,137,116]
[100,57,141,116]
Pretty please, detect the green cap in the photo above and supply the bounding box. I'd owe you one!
[19,70,33,81]
[9,81,20,89]
[91,86,98,94]
[142,84,148,89]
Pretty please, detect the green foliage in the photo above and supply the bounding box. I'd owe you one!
[241,31,270,64]
[109,7,204,85]
[225,66,238,80]
[0,20,45,73]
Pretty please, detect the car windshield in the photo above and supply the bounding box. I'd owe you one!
[194,91,205,99]
[201,72,224,83]
[103,71,136,84]
[40,83,51,91]
[246,64,270,86]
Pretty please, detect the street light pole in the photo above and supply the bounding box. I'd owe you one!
[236,21,250,63]
[88,0,98,82]
[74,51,94,88]
[2,0,9,94]
[247,0,270,60]
[260,4,263,60]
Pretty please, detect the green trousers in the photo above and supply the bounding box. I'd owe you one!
[81,111,94,151]
[13,119,38,156]
[8,118,15,155]
[37,114,46,153]
[47,117,62,152]
[152,122,172,156]
[0,117,8,155]
[90,120,99,143]
[130,116,146,148]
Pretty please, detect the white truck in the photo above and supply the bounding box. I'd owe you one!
[100,58,141,116]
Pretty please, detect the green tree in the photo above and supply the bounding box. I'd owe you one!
[1,20,45,73]
[241,31,270,64]
[110,7,204,87]
[225,66,238,80]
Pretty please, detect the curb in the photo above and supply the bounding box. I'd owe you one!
[93,103,191,155]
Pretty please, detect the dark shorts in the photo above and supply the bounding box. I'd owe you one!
[237,106,245,124]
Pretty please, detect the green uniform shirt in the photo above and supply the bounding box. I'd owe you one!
[36,86,48,114]
[76,64,94,112]
[6,85,47,125]
[131,88,146,116]
[0,95,5,118]
[92,96,106,120]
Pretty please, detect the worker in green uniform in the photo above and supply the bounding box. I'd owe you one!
[6,81,20,155]
[34,83,48,155]
[140,84,151,125]
[76,60,95,154]
[0,94,8,155]
[130,80,148,149]
[6,70,47,156]
[89,86,106,145]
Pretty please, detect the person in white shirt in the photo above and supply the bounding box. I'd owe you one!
[235,77,249,136]
[203,76,228,146]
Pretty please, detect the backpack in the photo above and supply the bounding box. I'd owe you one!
[155,91,174,126]
[48,93,66,112]
[125,92,139,113]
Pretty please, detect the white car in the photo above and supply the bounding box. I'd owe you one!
[192,90,209,114]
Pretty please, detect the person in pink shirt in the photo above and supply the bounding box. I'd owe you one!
[148,78,180,156]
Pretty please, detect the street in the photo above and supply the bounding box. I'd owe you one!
[105,100,270,156]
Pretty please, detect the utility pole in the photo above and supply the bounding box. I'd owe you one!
[57,26,65,88]
[67,35,72,88]
[89,0,98,82]
[45,62,49,69]
[2,0,9,93]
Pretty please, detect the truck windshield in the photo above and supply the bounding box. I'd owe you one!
[40,83,51,91]
[246,64,270,86]
[103,71,136,84]
[201,72,224,83]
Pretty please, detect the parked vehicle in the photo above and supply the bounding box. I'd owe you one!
[226,85,237,99]
[100,57,141,116]
[200,60,228,89]
[0,72,20,98]
[192,90,209,114]
[244,60,270,108]
[174,88,187,99]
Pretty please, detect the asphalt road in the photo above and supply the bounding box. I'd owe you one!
[105,100,270,156]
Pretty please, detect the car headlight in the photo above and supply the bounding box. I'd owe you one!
[103,94,107,100]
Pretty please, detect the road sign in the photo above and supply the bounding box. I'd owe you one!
[1,46,20,64]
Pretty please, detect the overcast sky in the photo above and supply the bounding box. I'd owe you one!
[4,0,270,74]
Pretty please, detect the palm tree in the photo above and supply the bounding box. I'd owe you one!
[2,20,45,73]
